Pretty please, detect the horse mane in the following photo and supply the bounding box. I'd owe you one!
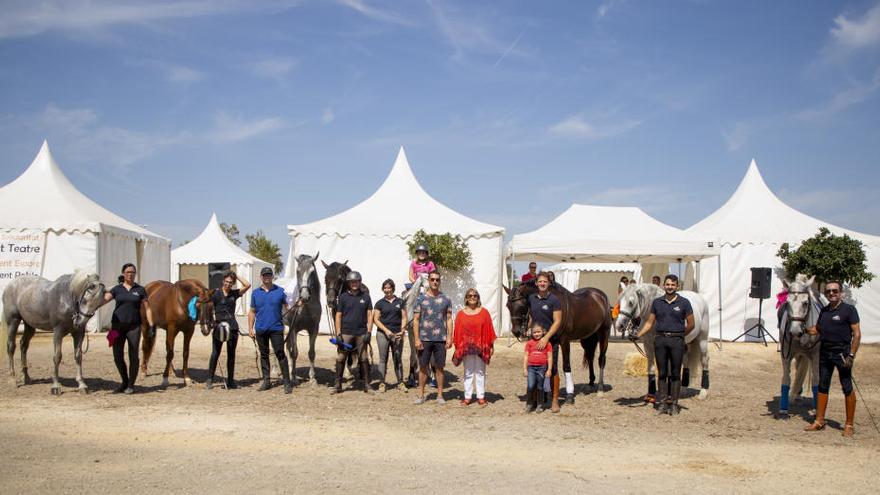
[69,270,97,297]
[177,278,208,298]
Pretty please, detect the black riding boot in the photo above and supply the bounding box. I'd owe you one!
[669,381,682,415]
[361,361,372,393]
[333,361,345,394]
[656,380,669,415]
[525,388,536,413]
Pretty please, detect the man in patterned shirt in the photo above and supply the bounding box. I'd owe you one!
[412,270,453,404]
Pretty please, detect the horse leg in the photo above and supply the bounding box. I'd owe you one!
[579,338,595,394]
[779,353,792,416]
[50,330,63,395]
[697,332,710,400]
[597,327,609,397]
[72,330,88,392]
[287,329,299,385]
[140,321,155,378]
[182,328,193,386]
[19,323,36,385]
[308,329,318,384]
[6,316,20,382]
[162,325,175,387]
[645,333,657,403]
[561,340,574,406]
[809,349,820,409]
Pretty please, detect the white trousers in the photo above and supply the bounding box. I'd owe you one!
[463,355,486,399]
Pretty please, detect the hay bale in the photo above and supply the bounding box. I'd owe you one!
[623,352,648,377]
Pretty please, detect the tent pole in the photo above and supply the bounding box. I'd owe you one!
[507,249,515,346]
[717,251,723,350]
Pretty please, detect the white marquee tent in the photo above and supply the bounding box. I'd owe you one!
[509,204,717,264]
[285,147,506,332]
[0,141,170,331]
[171,213,271,317]
[687,160,880,343]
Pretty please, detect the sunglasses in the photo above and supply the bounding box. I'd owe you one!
[466,294,479,299]
[429,278,441,282]
[124,271,137,275]
[825,289,840,294]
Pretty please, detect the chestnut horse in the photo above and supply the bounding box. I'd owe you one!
[140,279,215,387]
[505,279,611,413]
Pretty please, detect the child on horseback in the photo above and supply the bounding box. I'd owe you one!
[523,324,552,413]
[407,243,435,290]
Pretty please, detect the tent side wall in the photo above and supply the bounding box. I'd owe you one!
[287,232,504,334]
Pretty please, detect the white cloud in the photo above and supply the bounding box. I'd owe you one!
[427,1,519,63]
[126,58,205,84]
[596,0,626,20]
[250,56,299,81]
[721,121,751,152]
[830,2,880,50]
[321,107,336,125]
[778,187,880,236]
[0,0,302,39]
[211,112,284,142]
[547,115,641,139]
[796,67,880,121]
[336,0,414,26]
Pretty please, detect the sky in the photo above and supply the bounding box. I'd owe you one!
[1,0,879,264]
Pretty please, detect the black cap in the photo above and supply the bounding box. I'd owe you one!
[260,267,273,276]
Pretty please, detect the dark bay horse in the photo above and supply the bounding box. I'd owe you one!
[3,271,105,394]
[140,279,214,387]
[322,260,370,378]
[505,279,611,413]
[286,253,322,384]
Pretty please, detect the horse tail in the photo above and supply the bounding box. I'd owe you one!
[581,333,599,369]
[792,352,810,396]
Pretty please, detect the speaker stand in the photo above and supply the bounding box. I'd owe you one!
[732,298,777,346]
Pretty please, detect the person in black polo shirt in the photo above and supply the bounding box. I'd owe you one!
[527,272,563,406]
[206,271,251,390]
[100,263,155,394]
[636,274,694,415]
[374,278,405,392]
[805,280,862,437]
[333,271,373,394]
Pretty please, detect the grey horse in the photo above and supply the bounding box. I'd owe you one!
[777,274,821,417]
[285,252,322,384]
[3,271,105,394]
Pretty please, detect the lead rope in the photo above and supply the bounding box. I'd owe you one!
[852,375,880,434]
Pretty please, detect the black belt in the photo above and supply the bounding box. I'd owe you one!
[657,332,684,338]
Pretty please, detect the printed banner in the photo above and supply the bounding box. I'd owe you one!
[0,231,46,291]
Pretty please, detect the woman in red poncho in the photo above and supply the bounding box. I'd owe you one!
[452,288,497,407]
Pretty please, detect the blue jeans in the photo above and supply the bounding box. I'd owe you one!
[527,365,547,392]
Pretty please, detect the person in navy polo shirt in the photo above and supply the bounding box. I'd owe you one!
[636,274,694,416]
[527,272,564,406]
[249,266,292,394]
[805,280,862,437]
[333,271,373,394]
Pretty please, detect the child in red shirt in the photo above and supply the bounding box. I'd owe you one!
[523,324,552,413]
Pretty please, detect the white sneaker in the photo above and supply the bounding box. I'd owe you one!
[414,396,426,405]
[436,396,446,404]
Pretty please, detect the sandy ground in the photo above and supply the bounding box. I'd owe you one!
[1,331,877,494]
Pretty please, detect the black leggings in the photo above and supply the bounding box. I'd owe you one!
[256,331,289,382]
[818,343,853,395]
[654,334,686,382]
[208,333,238,382]
[113,326,140,387]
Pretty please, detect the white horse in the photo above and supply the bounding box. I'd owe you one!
[777,274,821,417]
[615,283,711,400]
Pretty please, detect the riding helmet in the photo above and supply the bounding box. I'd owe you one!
[346,271,362,282]
[415,243,429,254]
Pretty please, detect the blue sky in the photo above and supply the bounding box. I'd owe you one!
[1,0,879,260]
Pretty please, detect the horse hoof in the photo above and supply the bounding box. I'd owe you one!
[50,387,61,396]
[697,389,709,400]
[596,389,606,398]
[78,386,89,394]
[183,378,192,386]
[161,377,170,388]
[775,411,790,420]
[309,379,317,387]
[564,394,575,405]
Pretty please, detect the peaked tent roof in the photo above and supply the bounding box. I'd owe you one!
[687,159,880,246]
[509,204,716,263]
[172,213,271,266]
[288,147,503,238]
[0,141,166,240]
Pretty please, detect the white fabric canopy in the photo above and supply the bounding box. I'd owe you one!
[509,204,717,263]
[687,160,880,343]
[171,213,271,316]
[545,262,643,303]
[0,141,170,331]
[286,147,506,333]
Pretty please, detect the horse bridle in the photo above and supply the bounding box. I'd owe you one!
[507,289,529,342]
[781,289,818,359]
[618,303,647,357]
[71,283,100,325]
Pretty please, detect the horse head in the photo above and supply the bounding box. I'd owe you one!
[785,274,817,341]
[69,270,105,328]
[179,280,216,335]
[322,260,349,312]
[504,281,533,340]
[295,252,319,302]
[615,284,648,339]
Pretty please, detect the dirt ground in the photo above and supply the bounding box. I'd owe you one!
[0,332,877,494]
